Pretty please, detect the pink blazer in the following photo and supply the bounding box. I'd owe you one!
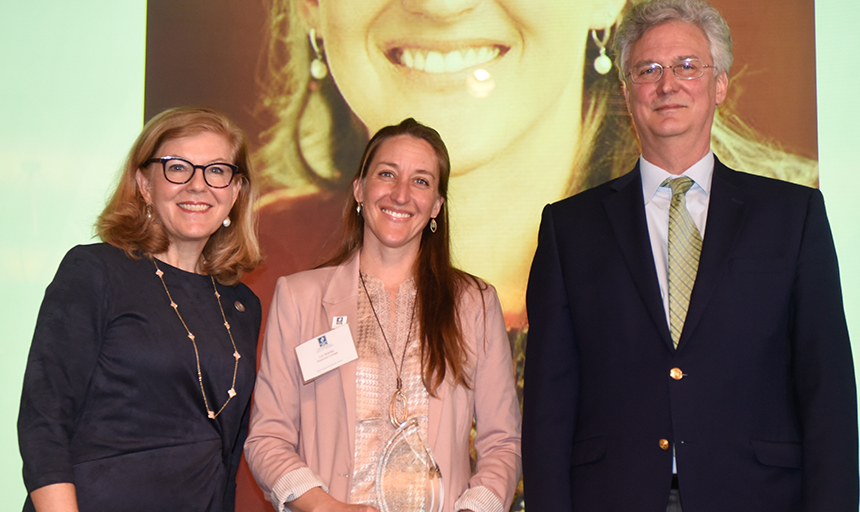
[245,254,521,511]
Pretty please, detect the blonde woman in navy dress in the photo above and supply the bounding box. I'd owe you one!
[18,107,263,512]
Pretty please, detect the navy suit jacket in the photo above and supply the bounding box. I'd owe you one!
[522,158,857,511]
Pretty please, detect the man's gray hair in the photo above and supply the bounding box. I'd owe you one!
[611,0,733,83]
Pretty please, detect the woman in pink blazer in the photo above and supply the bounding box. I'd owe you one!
[245,119,521,512]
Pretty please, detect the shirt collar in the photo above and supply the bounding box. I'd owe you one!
[641,151,715,202]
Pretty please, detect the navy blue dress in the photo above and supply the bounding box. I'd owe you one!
[18,244,261,512]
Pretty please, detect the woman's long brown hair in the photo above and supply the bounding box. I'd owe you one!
[323,118,483,395]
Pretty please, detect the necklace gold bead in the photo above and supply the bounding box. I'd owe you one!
[154,260,241,420]
[360,272,416,428]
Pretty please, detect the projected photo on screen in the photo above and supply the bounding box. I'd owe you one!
[145,1,818,510]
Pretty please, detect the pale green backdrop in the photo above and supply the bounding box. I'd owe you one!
[0,0,857,507]
[0,0,147,504]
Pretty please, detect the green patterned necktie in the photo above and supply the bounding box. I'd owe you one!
[662,177,702,348]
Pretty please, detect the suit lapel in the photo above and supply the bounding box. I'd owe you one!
[678,159,747,350]
[321,254,361,457]
[604,166,674,350]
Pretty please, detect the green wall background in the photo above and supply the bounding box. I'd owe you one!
[0,0,856,506]
[0,0,147,503]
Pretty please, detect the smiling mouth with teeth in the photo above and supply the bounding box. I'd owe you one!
[179,203,211,212]
[382,208,412,219]
[388,45,508,74]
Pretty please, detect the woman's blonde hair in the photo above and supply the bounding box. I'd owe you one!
[97,106,263,285]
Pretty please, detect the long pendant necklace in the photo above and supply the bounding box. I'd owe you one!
[153,259,241,419]
[360,272,417,428]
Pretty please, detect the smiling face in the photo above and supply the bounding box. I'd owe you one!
[353,134,444,258]
[621,21,728,162]
[136,131,241,255]
[308,0,621,175]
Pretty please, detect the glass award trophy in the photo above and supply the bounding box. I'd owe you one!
[375,417,444,512]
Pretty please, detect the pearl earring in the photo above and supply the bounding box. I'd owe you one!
[591,28,612,75]
[222,217,231,228]
[309,29,328,80]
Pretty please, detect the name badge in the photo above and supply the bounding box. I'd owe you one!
[295,325,358,383]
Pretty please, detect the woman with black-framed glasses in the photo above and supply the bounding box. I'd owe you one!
[18,107,263,512]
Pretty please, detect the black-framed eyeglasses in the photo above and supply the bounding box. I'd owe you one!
[146,156,239,188]
[628,58,716,84]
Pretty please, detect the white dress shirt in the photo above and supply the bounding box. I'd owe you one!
[641,151,714,328]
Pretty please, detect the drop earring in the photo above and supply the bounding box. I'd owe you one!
[222,216,231,228]
[146,204,153,220]
[356,202,363,214]
[309,29,328,80]
[591,28,612,75]
[429,218,437,233]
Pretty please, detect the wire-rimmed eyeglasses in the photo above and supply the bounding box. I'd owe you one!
[628,58,716,84]
[147,156,239,188]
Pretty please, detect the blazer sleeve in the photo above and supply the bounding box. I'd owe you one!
[457,284,522,512]
[522,204,579,511]
[244,276,327,508]
[791,190,858,510]
[18,246,109,493]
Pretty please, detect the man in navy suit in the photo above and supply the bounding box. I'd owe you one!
[522,0,858,510]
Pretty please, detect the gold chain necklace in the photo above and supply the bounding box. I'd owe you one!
[153,259,241,419]
[360,272,417,428]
